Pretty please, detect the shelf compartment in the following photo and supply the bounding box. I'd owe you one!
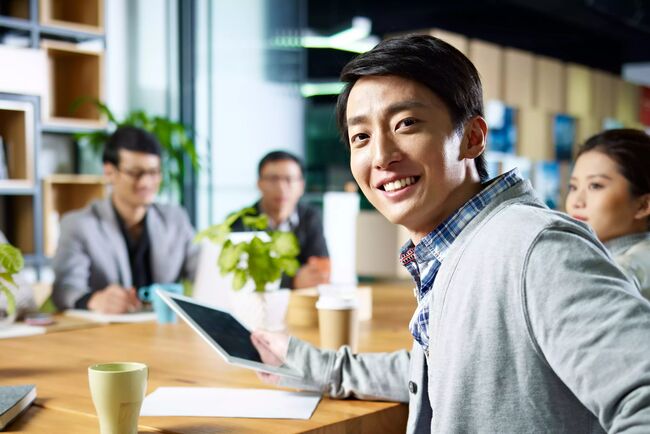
[39,0,103,34]
[0,194,35,254]
[42,40,105,129]
[0,0,30,20]
[42,174,106,256]
[0,99,35,189]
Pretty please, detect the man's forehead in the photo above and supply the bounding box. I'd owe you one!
[261,159,301,174]
[118,149,161,166]
[346,76,445,121]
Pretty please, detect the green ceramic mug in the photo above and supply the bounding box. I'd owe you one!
[88,362,148,434]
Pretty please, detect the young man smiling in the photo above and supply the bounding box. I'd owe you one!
[251,35,650,433]
[52,126,199,314]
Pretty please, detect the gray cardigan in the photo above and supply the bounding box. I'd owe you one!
[279,179,650,433]
[52,198,199,309]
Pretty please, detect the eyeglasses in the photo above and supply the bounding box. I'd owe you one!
[260,175,303,185]
[117,167,162,181]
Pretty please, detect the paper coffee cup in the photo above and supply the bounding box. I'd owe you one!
[316,296,358,351]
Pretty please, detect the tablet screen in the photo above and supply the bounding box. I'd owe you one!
[172,298,262,363]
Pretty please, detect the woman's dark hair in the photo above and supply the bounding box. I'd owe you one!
[102,126,162,166]
[577,128,650,197]
[335,34,489,182]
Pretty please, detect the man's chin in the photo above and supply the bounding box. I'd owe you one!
[132,196,156,207]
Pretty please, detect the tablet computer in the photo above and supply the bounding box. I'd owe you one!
[156,289,302,379]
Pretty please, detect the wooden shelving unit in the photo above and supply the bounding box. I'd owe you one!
[42,174,106,256]
[39,0,103,34]
[0,0,30,20]
[42,40,104,128]
[0,99,35,190]
[0,0,105,273]
[0,195,35,254]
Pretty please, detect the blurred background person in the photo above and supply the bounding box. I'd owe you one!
[232,150,329,289]
[566,128,650,300]
[52,126,199,314]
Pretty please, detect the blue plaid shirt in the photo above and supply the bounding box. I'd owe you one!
[401,169,523,353]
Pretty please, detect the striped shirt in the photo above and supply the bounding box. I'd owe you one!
[400,169,523,352]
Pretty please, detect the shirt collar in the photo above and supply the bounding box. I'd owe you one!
[400,168,524,267]
[261,203,299,232]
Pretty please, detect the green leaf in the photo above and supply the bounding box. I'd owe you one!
[248,242,275,287]
[0,244,24,274]
[242,215,268,230]
[217,240,240,273]
[195,223,231,245]
[271,231,300,257]
[277,257,300,277]
[0,283,16,316]
[232,268,248,291]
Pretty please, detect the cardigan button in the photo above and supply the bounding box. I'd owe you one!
[408,381,417,394]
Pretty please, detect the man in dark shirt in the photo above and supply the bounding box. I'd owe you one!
[52,127,199,313]
[232,151,329,289]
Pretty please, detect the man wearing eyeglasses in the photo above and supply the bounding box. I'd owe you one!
[232,150,329,289]
[52,126,199,313]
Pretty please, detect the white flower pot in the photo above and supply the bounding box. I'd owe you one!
[230,289,291,332]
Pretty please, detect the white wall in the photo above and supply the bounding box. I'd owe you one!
[194,0,304,229]
[105,0,179,119]
[104,0,128,119]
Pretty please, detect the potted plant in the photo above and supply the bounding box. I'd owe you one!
[74,100,200,204]
[0,243,24,327]
[195,207,300,330]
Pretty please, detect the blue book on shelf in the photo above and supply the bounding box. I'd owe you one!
[533,161,561,209]
[486,101,517,154]
[553,114,576,161]
[0,384,36,430]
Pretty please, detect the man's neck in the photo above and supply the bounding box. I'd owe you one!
[112,196,147,230]
[259,202,290,228]
[410,176,484,245]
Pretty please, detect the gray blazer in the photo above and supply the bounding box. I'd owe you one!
[52,198,199,309]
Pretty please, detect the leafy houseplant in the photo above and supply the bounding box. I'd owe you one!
[74,101,200,203]
[195,207,301,292]
[0,243,24,318]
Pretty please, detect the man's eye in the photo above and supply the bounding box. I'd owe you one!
[350,133,369,145]
[397,118,416,129]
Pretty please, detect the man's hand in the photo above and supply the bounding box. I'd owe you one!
[250,330,290,385]
[293,257,330,289]
[87,284,142,314]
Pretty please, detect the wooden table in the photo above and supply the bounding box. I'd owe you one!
[1,281,416,433]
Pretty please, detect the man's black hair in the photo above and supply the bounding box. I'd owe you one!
[335,34,489,182]
[102,126,162,166]
[258,150,305,177]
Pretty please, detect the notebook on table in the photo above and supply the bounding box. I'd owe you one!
[0,384,36,430]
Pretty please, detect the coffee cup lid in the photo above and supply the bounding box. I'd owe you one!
[316,295,358,310]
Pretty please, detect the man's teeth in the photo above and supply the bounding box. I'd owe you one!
[383,176,416,192]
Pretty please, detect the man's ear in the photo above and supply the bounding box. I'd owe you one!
[634,193,650,220]
[103,163,116,182]
[460,116,487,160]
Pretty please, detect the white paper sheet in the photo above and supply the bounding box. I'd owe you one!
[64,309,156,323]
[0,323,46,339]
[140,387,321,419]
